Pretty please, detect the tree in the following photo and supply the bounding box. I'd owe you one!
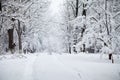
[64,0,82,53]
[0,1,1,11]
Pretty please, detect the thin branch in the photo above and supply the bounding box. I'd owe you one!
[97,38,108,47]
[115,24,120,30]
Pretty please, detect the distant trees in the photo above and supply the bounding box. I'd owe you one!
[22,0,50,53]
[64,0,88,53]
[63,0,80,53]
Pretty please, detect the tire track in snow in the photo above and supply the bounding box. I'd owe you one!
[53,55,83,80]
[32,54,81,80]
[23,55,37,80]
[54,55,92,80]
[52,55,82,80]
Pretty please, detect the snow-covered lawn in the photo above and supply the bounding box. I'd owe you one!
[0,53,120,80]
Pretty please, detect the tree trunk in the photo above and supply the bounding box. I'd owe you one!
[68,43,71,54]
[109,53,114,63]
[17,20,22,53]
[72,0,79,53]
[81,2,87,53]
[75,0,79,17]
[0,1,2,11]
[8,28,14,53]
[81,26,85,37]
[82,3,86,16]
[82,44,85,52]
[18,35,22,53]
[105,0,109,35]
[109,53,112,60]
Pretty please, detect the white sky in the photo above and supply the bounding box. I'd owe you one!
[48,0,64,16]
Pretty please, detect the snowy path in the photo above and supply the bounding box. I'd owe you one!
[0,54,120,80]
[23,55,37,80]
[32,55,81,80]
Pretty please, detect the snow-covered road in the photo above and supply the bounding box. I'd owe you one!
[0,54,120,80]
[32,55,81,80]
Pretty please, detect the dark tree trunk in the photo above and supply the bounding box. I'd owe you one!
[0,1,2,11]
[75,0,79,17]
[8,28,14,53]
[68,43,71,54]
[109,54,112,60]
[81,26,85,37]
[82,4,86,16]
[82,44,85,52]
[109,53,114,63]
[18,35,22,51]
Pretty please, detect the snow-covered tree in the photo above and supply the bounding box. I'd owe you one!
[63,0,120,56]
[0,0,50,54]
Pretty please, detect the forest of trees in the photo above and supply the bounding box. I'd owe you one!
[0,0,120,56]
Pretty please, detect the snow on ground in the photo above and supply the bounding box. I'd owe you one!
[0,53,120,80]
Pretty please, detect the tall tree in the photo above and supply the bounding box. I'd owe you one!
[0,0,1,11]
